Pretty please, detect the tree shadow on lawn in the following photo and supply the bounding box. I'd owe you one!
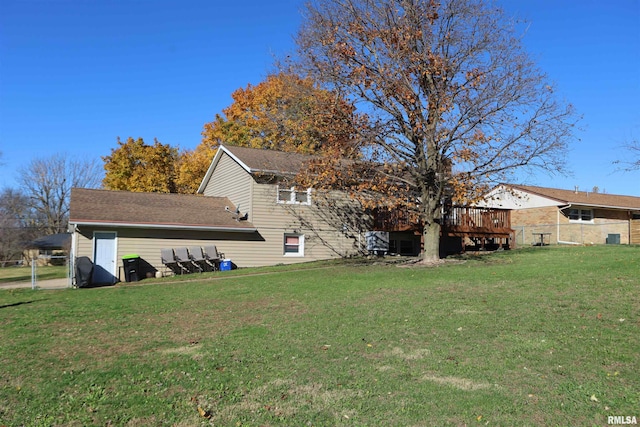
[0,299,45,309]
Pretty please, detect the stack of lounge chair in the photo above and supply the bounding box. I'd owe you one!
[160,245,225,275]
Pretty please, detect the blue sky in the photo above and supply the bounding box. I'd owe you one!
[1,0,639,196]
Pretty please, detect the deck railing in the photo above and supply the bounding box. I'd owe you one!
[371,208,421,231]
[372,206,512,234]
[443,206,511,232]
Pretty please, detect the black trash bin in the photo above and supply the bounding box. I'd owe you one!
[122,254,140,282]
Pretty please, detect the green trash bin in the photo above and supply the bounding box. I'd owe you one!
[122,254,140,282]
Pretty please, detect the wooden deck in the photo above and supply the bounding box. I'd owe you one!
[372,206,515,252]
[442,207,514,251]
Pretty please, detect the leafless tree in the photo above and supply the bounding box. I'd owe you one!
[17,153,103,235]
[0,188,37,266]
[295,0,579,262]
[614,139,640,172]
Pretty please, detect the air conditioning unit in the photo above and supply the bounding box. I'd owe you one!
[365,231,389,255]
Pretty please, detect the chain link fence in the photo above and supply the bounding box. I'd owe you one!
[29,254,71,289]
[513,221,630,247]
[0,254,71,289]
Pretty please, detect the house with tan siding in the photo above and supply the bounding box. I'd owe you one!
[197,145,365,265]
[479,184,640,246]
[68,145,364,284]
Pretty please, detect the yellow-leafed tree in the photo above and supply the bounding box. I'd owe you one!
[174,147,214,194]
[102,137,180,193]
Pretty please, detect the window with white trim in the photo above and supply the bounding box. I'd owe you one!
[567,208,593,222]
[277,186,311,205]
[284,234,304,256]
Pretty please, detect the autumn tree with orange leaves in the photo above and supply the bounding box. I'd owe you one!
[295,0,579,262]
[103,137,182,193]
[176,72,364,193]
[199,72,364,157]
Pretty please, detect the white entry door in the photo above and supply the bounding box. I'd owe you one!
[93,232,117,284]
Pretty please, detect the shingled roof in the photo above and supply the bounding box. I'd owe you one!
[510,184,640,210]
[69,188,256,231]
[30,233,71,249]
[198,145,323,192]
[221,145,318,175]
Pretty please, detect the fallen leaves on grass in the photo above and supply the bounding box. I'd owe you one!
[197,406,212,418]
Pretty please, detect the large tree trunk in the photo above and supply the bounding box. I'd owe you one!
[422,221,441,263]
[420,167,443,263]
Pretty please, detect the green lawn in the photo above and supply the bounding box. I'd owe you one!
[0,265,67,284]
[1,246,638,426]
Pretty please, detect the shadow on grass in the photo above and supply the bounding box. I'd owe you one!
[0,300,45,309]
[77,283,117,290]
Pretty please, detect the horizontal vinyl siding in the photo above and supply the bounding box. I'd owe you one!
[243,183,361,266]
[201,153,361,266]
[74,226,269,277]
[202,152,252,215]
[76,231,93,259]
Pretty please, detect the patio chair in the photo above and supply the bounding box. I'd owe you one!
[187,246,208,272]
[202,245,223,271]
[174,246,201,273]
[161,248,188,275]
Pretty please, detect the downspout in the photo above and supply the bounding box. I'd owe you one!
[69,224,78,288]
[557,204,581,245]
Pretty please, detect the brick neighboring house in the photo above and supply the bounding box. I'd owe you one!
[480,184,640,246]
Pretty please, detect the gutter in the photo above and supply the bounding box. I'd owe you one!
[69,220,257,233]
[570,202,640,211]
[251,168,297,177]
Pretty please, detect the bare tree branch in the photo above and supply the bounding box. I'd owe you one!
[17,153,102,234]
[0,188,39,266]
[614,139,640,172]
